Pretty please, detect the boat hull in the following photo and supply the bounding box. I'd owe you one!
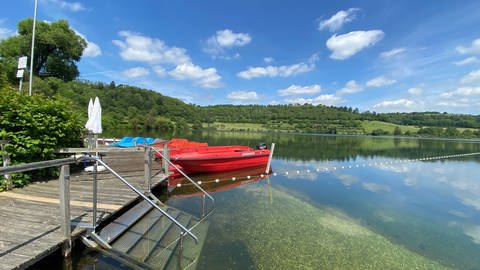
[171,149,270,174]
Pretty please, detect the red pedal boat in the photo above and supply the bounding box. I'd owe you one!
[171,145,270,174]
[155,139,272,175]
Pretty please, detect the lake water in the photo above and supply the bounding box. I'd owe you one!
[75,132,480,269]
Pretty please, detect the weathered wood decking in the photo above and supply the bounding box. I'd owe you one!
[0,152,167,270]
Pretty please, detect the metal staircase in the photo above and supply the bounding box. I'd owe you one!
[84,201,210,269]
[80,146,214,270]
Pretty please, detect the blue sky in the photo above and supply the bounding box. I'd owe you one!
[2,1,480,114]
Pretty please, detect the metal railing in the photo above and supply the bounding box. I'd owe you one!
[148,146,216,232]
[83,155,199,245]
[0,144,217,258]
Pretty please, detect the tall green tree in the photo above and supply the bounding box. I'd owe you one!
[0,18,86,82]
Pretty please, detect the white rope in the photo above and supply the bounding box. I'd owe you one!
[273,152,480,178]
[173,152,480,187]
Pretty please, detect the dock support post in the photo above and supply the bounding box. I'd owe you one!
[92,161,98,231]
[265,143,275,174]
[59,165,72,257]
[163,143,170,175]
[144,147,152,194]
[1,140,12,190]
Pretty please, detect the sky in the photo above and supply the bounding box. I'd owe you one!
[1,1,480,114]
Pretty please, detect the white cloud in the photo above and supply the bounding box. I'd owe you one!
[337,80,363,94]
[278,84,321,96]
[372,99,420,112]
[44,0,86,12]
[83,41,101,57]
[215,29,251,47]
[326,30,385,60]
[284,94,342,106]
[440,87,480,98]
[380,48,406,59]
[238,55,318,79]
[0,23,14,40]
[264,57,274,63]
[453,56,479,66]
[460,69,480,85]
[169,62,222,88]
[408,87,423,95]
[456,38,480,54]
[318,8,360,32]
[227,91,259,101]
[153,66,166,77]
[113,31,191,65]
[366,76,397,88]
[113,31,222,89]
[238,63,314,79]
[74,30,101,57]
[121,67,149,78]
[204,29,251,57]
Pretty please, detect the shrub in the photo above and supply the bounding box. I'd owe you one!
[0,88,83,190]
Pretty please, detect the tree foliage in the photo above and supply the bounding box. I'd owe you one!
[0,18,86,82]
[0,88,83,189]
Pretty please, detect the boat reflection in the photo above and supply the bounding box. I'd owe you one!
[168,165,272,198]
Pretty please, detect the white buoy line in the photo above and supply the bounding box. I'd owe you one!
[173,152,480,187]
[174,173,268,187]
[271,152,480,178]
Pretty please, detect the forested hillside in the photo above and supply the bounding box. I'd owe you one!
[30,77,480,138]
[32,77,201,132]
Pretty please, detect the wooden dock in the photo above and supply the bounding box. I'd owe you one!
[0,152,167,270]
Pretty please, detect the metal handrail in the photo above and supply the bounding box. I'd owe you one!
[147,146,216,231]
[0,156,78,174]
[83,156,199,244]
[0,147,212,245]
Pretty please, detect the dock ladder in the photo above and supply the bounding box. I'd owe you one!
[80,146,215,269]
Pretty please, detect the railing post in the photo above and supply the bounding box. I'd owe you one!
[92,159,98,231]
[1,140,12,190]
[163,143,170,175]
[265,143,275,174]
[59,165,72,257]
[144,147,152,194]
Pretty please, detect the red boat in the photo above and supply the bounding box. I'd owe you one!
[154,139,272,175]
[171,145,271,174]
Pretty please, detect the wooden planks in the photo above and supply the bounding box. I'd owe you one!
[0,152,167,270]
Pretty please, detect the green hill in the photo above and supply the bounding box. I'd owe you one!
[15,77,480,139]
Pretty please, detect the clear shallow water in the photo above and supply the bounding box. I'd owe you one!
[75,132,480,269]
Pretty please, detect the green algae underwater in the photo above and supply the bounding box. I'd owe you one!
[196,183,452,270]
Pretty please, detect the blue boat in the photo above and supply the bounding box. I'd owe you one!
[112,137,159,147]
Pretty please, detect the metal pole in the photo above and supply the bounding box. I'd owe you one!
[28,0,38,96]
[1,142,12,190]
[144,147,152,194]
[18,77,23,94]
[265,143,275,174]
[163,143,170,175]
[59,165,72,257]
[92,160,98,231]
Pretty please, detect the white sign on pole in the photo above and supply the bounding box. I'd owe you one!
[16,69,25,78]
[18,56,28,69]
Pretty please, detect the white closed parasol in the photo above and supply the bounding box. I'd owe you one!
[85,97,102,134]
